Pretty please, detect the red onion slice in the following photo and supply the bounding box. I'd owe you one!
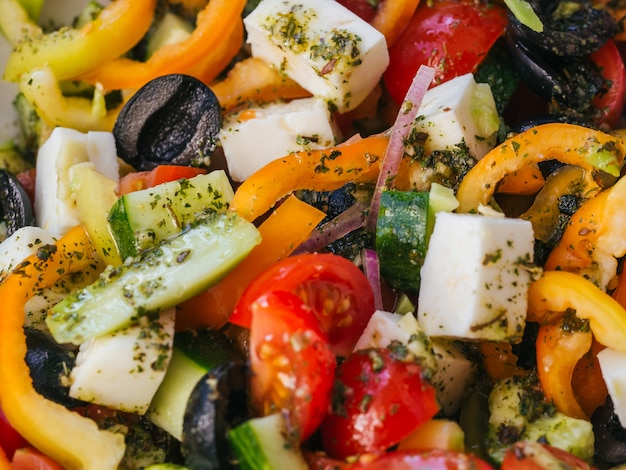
[362,248,383,311]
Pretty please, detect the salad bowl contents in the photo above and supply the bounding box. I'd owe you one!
[1,0,626,469]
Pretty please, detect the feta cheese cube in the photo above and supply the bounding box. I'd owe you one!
[597,347,626,426]
[417,212,534,342]
[244,0,389,112]
[413,73,499,159]
[0,226,57,279]
[35,127,119,235]
[220,97,337,181]
[430,339,476,415]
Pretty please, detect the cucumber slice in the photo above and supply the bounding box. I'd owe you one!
[229,414,308,470]
[149,329,243,440]
[375,190,431,293]
[108,170,234,259]
[47,212,261,345]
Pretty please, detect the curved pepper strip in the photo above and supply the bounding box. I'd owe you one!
[3,0,156,82]
[229,134,390,222]
[545,173,626,290]
[0,0,43,47]
[0,225,126,469]
[571,338,607,418]
[456,123,625,213]
[536,320,592,420]
[371,0,421,47]
[79,0,245,92]
[527,270,626,353]
[19,66,125,132]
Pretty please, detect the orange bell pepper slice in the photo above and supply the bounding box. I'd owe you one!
[229,134,390,222]
[496,163,545,195]
[177,195,326,330]
[371,0,421,47]
[0,226,125,469]
[477,341,526,381]
[527,270,626,353]
[456,123,625,213]
[545,173,626,289]
[571,338,608,418]
[79,0,245,91]
[3,0,156,82]
[535,319,592,420]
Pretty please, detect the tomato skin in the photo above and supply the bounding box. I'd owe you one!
[249,291,336,443]
[11,448,64,470]
[320,348,440,459]
[118,165,207,194]
[383,0,508,104]
[336,0,378,22]
[16,168,36,206]
[230,253,376,357]
[501,441,596,470]
[0,407,29,460]
[591,39,626,127]
[351,449,495,470]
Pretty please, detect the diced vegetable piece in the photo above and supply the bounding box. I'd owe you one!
[229,413,308,470]
[375,190,431,292]
[47,212,261,345]
[145,12,193,59]
[108,170,234,259]
[417,212,534,342]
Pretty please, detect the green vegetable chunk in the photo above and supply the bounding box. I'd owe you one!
[47,212,261,345]
[375,190,432,293]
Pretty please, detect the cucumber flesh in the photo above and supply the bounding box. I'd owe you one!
[229,414,308,470]
[47,212,261,345]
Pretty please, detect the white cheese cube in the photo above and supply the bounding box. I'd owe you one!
[0,226,57,279]
[417,212,534,342]
[244,0,389,113]
[220,97,337,182]
[430,339,476,415]
[597,347,626,426]
[413,73,499,159]
[70,308,175,415]
[35,127,119,235]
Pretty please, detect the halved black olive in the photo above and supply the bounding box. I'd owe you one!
[113,74,222,171]
[25,327,84,408]
[0,169,35,240]
[182,362,250,470]
[508,0,618,58]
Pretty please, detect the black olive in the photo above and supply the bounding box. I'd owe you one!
[592,398,626,465]
[508,0,618,58]
[24,327,85,408]
[182,362,250,470]
[0,169,34,239]
[113,74,222,171]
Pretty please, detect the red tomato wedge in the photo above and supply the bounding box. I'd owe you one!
[383,0,508,104]
[351,449,495,470]
[591,39,626,127]
[501,441,596,470]
[336,0,378,22]
[320,348,440,459]
[11,448,64,470]
[230,253,376,357]
[249,291,336,443]
[118,165,207,194]
[0,407,29,460]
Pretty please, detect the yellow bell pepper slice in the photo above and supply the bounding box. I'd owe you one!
[456,123,625,213]
[0,225,125,469]
[3,0,156,82]
[527,270,626,353]
[0,0,42,47]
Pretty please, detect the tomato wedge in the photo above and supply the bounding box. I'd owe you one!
[118,165,207,194]
[0,407,28,461]
[320,348,440,459]
[11,448,64,470]
[351,449,495,470]
[383,0,508,104]
[230,253,376,357]
[501,441,596,470]
[248,291,336,443]
[590,39,626,127]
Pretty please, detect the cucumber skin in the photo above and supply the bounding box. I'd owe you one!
[47,212,261,345]
[375,190,431,293]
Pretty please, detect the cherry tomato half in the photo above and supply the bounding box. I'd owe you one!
[230,253,376,357]
[336,0,378,22]
[11,448,64,470]
[501,441,595,470]
[0,407,29,460]
[249,291,336,443]
[383,0,508,104]
[590,39,626,127]
[320,348,440,459]
[118,165,207,194]
[351,449,495,470]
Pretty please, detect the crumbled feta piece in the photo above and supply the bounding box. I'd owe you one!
[244,0,389,112]
[417,212,534,342]
[597,347,626,426]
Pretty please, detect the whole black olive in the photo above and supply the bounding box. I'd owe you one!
[0,169,35,240]
[182,362,250,470]
[508,0,618,58]
[113,74,222,171]
[593,398,626,465]
[24,327,84,408]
